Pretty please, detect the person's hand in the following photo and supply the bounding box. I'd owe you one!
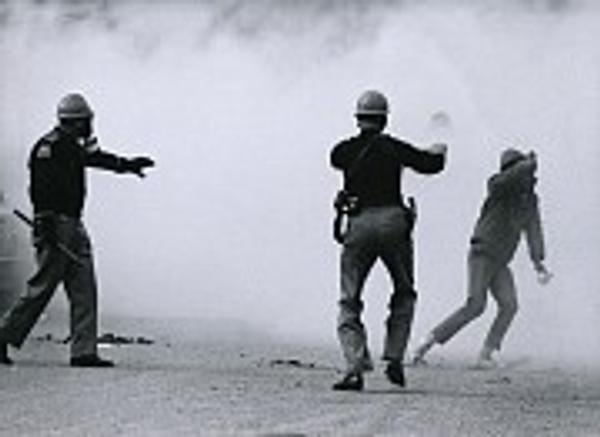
[537,269,553,285]
[429,143,448,156]
[126,156,155,178]
[534,261,553,285]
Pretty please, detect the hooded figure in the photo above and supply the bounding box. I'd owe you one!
[412,148,552,367]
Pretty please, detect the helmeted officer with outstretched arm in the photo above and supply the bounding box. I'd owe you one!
[0,93,154,367]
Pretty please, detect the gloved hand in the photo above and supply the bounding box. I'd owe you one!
[125,156,155,178]
[33,213,56,247]
[428,143,448,155]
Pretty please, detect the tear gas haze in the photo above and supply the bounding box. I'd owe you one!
[0,0,598,367]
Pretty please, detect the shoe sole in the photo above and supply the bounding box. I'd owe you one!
[332,386,363,392]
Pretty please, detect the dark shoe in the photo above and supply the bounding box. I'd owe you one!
[385,361,405,387]
[332,373,364,391]
[0,342,13,366]
[70,354,114,368]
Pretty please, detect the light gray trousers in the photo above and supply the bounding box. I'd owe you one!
[0,217,98,358]
[337,206,415,374]
[432,249,518,351]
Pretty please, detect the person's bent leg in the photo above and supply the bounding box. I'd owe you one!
[379,207,416,386]
[335,216,377,388]
[415,251,496,362]
[380,232,415,365]
[0,243,65,352]
[482,265,518,359]
[338,243,376,376]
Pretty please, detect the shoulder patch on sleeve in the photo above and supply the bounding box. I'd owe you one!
[36,144,52,159]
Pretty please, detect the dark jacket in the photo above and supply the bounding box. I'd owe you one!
[470,157,545,265]
[330,132,445,208]
[29,127,129,217]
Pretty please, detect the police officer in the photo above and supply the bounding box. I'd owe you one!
[0,93,154,367]
[331,90,447,390]
[411,149,551,368]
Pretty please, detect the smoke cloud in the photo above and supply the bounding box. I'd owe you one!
[1,0,598,366]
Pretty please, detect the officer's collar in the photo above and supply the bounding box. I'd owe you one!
[358,129,384,140]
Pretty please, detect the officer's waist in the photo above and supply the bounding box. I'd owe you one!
[34,210,82,221]
[360,198,405,209]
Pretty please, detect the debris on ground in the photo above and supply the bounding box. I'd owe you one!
[485,376,512,385]
[269,358,315,369]
[261,358,341,372]
[34,332,154,345]
[33,333,70,344]
[97,332,155,345]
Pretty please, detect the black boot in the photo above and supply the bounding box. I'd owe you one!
[385,361,405,387]
[332,373,364,391]
[0,342,13,366]
[70,354,114,368]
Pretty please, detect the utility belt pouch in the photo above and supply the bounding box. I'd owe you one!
[333,190,361,244]
[331,135,378,245]
[334,189,361,216]
[405,196,417,232]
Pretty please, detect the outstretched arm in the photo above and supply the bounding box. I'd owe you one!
[84,141,155,177]
[525,194,545,264]
[398,141,447,174]
[525,194,552,285]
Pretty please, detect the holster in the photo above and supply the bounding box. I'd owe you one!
[405,196,417,233]
[333,211,346,244]
[32,212,57,248]
[332,190,360,244]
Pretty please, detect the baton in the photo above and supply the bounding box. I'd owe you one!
[13,209,83,266]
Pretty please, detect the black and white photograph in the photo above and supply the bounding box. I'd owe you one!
[1,0,599,435]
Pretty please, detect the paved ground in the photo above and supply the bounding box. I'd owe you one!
[1,317,599,436]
